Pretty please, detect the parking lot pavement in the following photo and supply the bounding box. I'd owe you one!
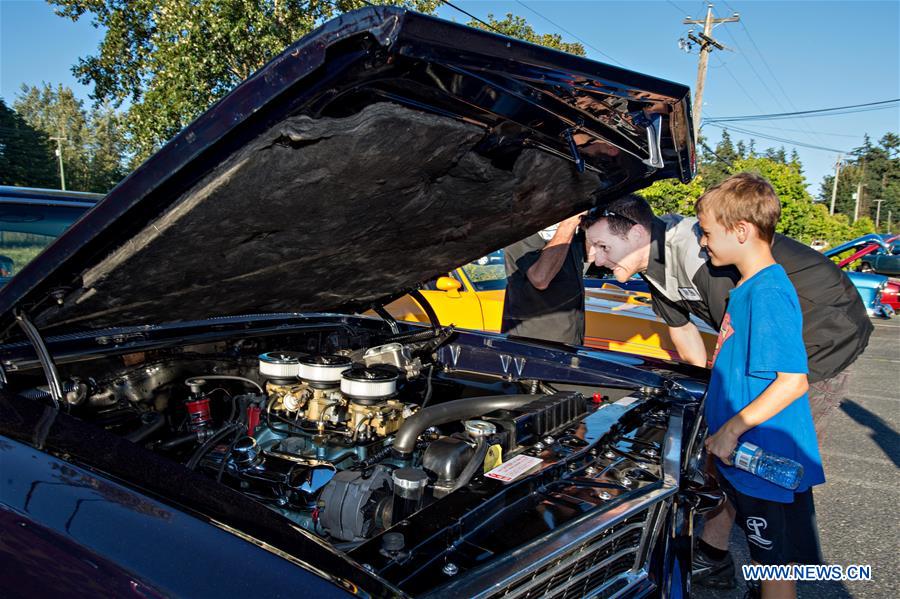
[694,318,899,598]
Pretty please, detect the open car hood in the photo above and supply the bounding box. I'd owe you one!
[0,7,693,341]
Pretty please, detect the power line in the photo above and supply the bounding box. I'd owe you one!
[720,0,831,148]
[665,0,691,17]
[511,0,626,66]
[727,123,863,139]
[713,54,766,115]
[707,122,848,153]
[439,0,506,36]
[706,98,900,122]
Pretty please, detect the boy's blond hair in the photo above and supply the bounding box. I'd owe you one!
[695,172,781,243]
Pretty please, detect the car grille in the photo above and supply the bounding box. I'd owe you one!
[487,503,664,599]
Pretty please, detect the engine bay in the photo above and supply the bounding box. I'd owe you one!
[4,321,691,592]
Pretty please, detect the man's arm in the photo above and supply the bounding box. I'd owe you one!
[705,372,809,464]
[526,213,584,290]
[668,322,708,367]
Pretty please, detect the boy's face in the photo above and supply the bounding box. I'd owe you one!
[585,219,648,282]
[697,210,743,267]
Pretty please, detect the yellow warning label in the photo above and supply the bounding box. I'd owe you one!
[484,444,503,472]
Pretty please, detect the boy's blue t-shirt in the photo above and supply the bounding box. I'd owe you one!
[706,264,825,503]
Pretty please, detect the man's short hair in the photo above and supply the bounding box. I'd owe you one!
[695,172,780,243]
[582,194,654,238]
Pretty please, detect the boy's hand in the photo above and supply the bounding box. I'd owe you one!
[705,427,740,466]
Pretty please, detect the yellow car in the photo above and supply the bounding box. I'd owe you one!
[380,256,717,363]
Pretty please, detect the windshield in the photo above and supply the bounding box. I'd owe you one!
[0,187,100,282]
[461,250,507,291]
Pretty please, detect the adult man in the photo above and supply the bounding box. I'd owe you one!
[582,191,872,588]
[501,212,586,345]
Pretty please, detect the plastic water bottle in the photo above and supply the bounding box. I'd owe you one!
[731,442,804,490]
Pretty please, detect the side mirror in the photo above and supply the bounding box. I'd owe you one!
[436,276,462,296]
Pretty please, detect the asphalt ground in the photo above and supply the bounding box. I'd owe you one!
[694,318,900,599]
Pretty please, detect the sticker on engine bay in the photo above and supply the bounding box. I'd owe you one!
[485,454,544,482]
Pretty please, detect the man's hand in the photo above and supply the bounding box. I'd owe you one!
[526,211,587,291]
[705,426,740,465]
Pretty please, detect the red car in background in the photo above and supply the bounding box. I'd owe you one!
[826,234,900,312]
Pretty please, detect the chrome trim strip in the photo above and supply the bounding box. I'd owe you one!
[531,546,640,599]
[607,571,651,599]
[635,498,672,573]
[662,405,684,487]
[0,197,99,208]
[502,523,647,599]
[632,501,661,571]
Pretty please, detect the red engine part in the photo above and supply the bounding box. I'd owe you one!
[246,405,261,436]
[185,396,212,430]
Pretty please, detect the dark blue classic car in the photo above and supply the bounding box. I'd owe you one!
[0,8,718,598]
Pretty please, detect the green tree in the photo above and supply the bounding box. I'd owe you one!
[731,156,814,240]
[660,136,859,247]
[465,13,586,56]
[0,98,59,187]
[638,176,704,217]
[13,83,126,193]
[820,133,900,229]
[850,216,876,237]
[85,103,129,191]
[51,1,585,164]
[698,129,740,187]
[49,0,444,161]
[14,83,90,190]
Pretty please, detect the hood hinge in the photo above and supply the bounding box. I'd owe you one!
[14,309,63,409]
[408,289,440,331]
[372,304,401,335]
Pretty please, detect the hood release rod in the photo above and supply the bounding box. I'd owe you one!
[14,309,63,409]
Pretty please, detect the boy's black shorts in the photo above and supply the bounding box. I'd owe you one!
[718,474,823,566]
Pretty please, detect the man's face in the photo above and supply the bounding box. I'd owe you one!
[697,211,742,267]
[585,219,648,282]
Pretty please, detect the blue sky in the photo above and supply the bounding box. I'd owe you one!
[2,0,898,196]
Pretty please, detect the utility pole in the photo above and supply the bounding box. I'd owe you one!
[682,4,740,143]
[853,181,863,222]
[829,155,842,215]
[49,135,67,191]
[874,199,884,229]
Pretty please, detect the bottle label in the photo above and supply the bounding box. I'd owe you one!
[733,442,759,471]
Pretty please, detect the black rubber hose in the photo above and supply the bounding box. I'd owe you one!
[450,437,490,492]
[420,364,435,409]
[158,431,199,451]
[393,394,538,457]
[125,412,165,443]
[187,423,243,470]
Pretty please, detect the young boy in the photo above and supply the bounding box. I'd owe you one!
[696,172,826,599]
